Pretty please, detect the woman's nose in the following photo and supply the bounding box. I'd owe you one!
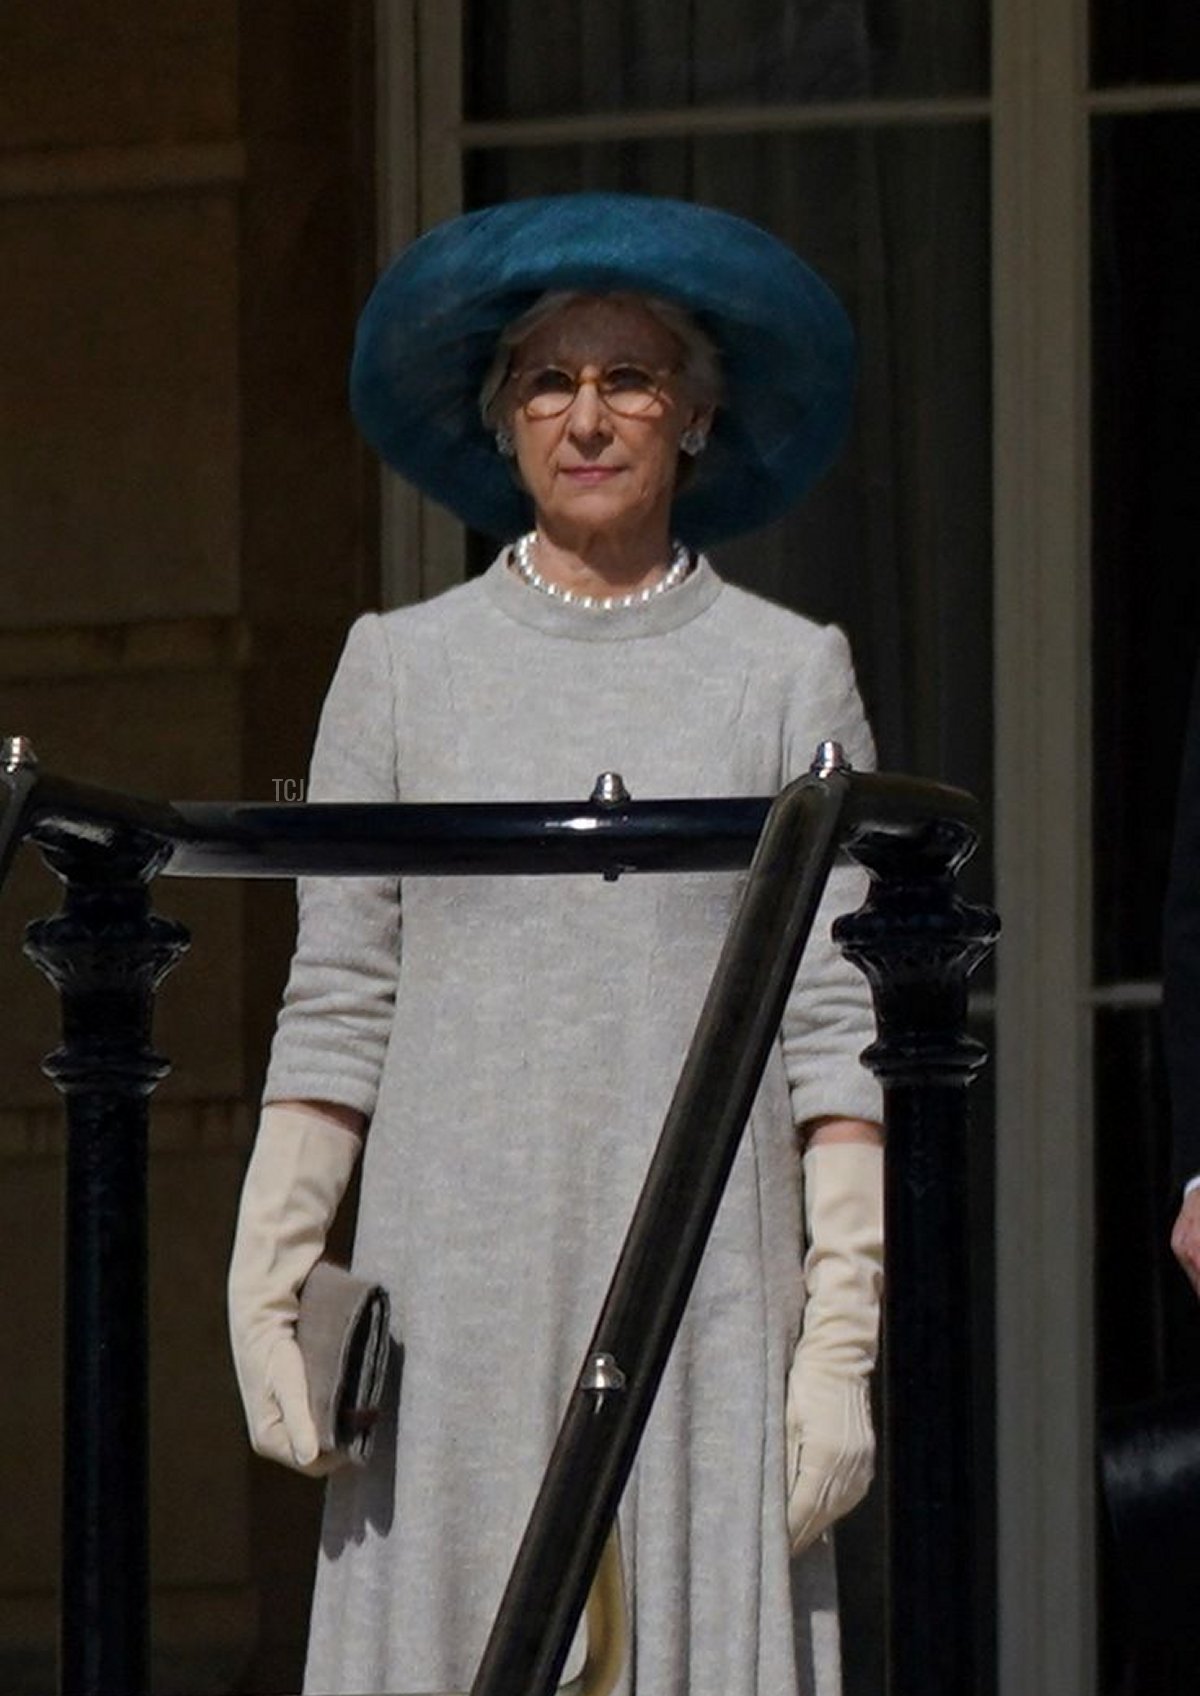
[565,376,609,439]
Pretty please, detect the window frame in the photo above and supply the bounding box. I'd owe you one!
[373,3,1200,1689]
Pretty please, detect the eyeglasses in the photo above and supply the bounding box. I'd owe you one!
[508,362,677,420]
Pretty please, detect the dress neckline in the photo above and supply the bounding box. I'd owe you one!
[482,547,723,641]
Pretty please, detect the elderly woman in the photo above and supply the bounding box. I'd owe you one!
[228,193,884,1696]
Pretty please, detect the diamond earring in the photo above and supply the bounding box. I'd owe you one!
[680,426,708,458]
[495,426,515,457]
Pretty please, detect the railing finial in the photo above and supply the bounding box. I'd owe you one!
[1,735,37,776]
[810,740,849,778]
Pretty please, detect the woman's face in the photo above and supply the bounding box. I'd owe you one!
[502,296,710,551]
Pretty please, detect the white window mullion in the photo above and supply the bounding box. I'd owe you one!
[376,0,465,607]
[413,0,466,597]
[992,2,1095,1694]
[375,0,422,608]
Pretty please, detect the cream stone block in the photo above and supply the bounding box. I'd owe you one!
[0,1151,61,1588]
[0,849,72,1111]
[149,1122,254,1591]
[0,667,245,1105]
[0,4,238,152]
[0,1107,257,1695]
[0,191,239,628]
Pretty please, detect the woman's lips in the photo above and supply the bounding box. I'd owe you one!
[560,465,622,483]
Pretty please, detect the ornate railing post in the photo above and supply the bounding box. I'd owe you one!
[835,813,998,1696]
[17,742,188,1696]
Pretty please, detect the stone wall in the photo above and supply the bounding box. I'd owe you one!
[0,6,378,1689]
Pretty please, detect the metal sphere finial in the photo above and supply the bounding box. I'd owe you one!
[810,740,850,778]
[590,772,632,807]
[1,736,37,776]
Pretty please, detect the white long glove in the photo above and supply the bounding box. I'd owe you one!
[228,1102,362,1474]
[786,1140,884,1552]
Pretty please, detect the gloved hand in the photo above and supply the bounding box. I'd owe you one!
[228,1101,362,1474]
[786,1140,884,1553]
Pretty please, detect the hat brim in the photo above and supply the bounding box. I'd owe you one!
[350,193,856,547]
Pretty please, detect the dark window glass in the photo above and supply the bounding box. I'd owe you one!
[1092,113,1200,983]
[1093,115,1200,1696]
[464,0,989,120]
[1094,1006,1200,1691]
[1095,1009,1197,1409]
[1092,1,1200,87]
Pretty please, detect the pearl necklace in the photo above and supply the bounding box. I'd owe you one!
[511,531,692,611]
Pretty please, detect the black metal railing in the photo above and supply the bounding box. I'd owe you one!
[0,734,998,1696]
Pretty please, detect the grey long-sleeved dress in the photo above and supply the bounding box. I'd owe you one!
[264,553,883,1696]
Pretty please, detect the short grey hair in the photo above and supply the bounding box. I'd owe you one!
[479,290,724,429]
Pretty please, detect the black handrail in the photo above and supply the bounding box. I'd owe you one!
[2,748,977,884]
[0,737,997,1696]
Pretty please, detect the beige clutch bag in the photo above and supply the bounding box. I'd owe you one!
[296,1259,392,1465]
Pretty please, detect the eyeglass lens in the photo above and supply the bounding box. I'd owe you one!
[514,364,668,418]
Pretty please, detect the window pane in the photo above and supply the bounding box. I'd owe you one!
[1092,113,1200,983]
[1095,1008,1196,1408]
[464,0,989,120]
[1094,1005,1200,1690]
[466,128,994,907]
[1092,1,1200,87]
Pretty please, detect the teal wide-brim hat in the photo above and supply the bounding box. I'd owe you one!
[350,193,856,548]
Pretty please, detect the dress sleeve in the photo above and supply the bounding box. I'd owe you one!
[262,613,401,1116]
[779,623,884,1130]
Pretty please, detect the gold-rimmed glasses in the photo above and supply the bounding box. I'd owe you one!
[508,362,677,421]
